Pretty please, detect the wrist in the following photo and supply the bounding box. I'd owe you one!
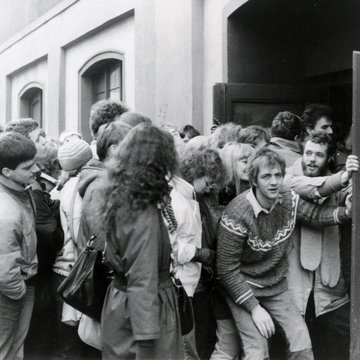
[251,304,261,315]
[345,208,351,217]
[341,171,350,186]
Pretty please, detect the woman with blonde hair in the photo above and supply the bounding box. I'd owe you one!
[219,142,255,206]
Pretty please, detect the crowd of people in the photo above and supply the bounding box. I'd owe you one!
[0,100,357,360]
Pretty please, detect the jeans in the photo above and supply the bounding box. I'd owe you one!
[210,319,241,360]
[226,290,313,360]
[0,285,35,360]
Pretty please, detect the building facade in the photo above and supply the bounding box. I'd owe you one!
[0,0,359,141]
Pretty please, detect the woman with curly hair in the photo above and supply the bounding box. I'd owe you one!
[101,123,183,360]
[180,149,241,360]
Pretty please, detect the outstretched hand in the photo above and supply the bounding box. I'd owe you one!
[341,155,359,185]
[345,193,352,217]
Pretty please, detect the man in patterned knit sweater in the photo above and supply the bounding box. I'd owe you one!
[217,148,352,360]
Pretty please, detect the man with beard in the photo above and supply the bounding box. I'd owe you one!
[285,131,359,360]
[217,148,353,360]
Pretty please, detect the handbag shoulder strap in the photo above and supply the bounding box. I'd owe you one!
[69,179,79,250]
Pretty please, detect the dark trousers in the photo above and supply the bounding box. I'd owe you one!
[306,296,350,360]
[50,272,83,360]
[193,289,217,360]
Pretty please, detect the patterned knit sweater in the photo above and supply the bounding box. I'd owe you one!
[217,186,348,313]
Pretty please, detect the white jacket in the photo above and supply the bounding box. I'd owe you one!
[168,176,202,297]
[53,176,82,277]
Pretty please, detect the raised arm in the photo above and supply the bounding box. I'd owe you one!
[296,197,349,227]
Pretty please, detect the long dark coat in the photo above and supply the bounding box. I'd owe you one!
[101,205,183,360]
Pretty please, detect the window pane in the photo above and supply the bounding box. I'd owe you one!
[93,73,106,99]
[95,91,106,102]
[109,88,120,100]
[108,62,120,90]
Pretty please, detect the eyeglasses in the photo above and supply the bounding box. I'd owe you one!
[204,177,215,189]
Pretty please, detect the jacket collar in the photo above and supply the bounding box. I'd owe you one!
[270,137,302,155]
[246,188,283,218]
[0,175,28,193]
[170,175,196,200]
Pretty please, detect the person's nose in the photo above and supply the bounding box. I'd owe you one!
[269,175,278,186]
[327,127,333,135]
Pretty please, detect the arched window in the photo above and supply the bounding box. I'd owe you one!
[19,84,43,126]
[79,51,124,141]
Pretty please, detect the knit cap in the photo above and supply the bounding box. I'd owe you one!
[58,139,92,171]
[59,129,82,144]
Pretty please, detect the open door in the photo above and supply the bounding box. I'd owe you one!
[351,51,360,360]
[213,83,326,127]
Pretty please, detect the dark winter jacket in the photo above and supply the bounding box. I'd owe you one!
[102,206,183,359]
[77,159,107,252]
[32,188,63,281]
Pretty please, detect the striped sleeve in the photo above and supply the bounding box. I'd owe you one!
[296,198,349,226]
[217,215,259,312]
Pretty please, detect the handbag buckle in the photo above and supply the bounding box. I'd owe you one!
[87,235,97,248]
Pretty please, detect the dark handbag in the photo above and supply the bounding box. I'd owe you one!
[57,236,111,321]
[172,277,194,336]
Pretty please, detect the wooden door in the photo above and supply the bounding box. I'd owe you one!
[213,83,326,127]
[351,51,360,360]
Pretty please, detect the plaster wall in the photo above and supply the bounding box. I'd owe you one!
[10,58,48,122]
[0,0,63,45]
[154,0,193,128]
[202,0,230,134]
[0,0,134,135]
[64,16,135,131]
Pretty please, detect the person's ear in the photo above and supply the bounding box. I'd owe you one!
[306,127,312,136]
[2,167,12,178]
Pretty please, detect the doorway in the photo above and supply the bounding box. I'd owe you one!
[218,0,360,141]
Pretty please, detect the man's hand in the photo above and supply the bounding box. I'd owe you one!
[345,193,352,217]
[341,155,359,185]
[251,305,275,339]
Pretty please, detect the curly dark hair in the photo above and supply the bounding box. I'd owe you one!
[271,111,302,141]
[89,99,128,138]
[302,104,333,132]
[248,148,286,187]
[180,148,226,188]
[103,123,178,226]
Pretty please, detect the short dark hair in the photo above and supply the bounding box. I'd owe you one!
[5,118,39,138]
[248,148,286,187]
[304,130,334,156]
[239,125,270,147]
[96,121,132,161]
[89,99,128,137]
[271,111,302,141]
[302,104,333,131]
[180,125,200,140]
[180,148,226,187]
[0,132,37,171]
[118,112,152,127]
